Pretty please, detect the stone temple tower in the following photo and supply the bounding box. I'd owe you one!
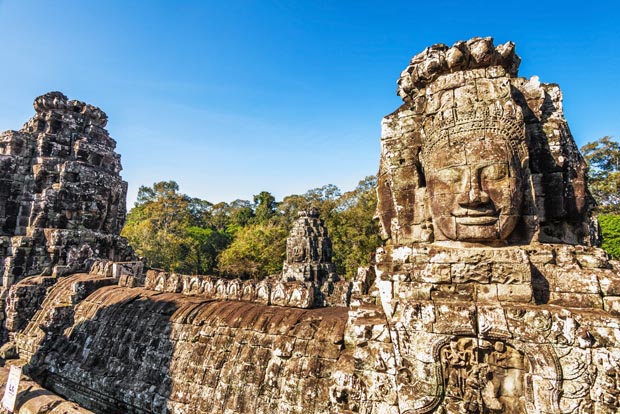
[281,208,337,285]
[0,92,135,289]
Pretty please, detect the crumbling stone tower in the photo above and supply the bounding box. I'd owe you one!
[370,37,619,414]
[0,92,134,289]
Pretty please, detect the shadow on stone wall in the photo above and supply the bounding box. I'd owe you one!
[26,288,176,414]
[530,264,550,305]
[19,283,351,414]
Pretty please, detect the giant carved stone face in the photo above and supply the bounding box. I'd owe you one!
[424,133,524,243]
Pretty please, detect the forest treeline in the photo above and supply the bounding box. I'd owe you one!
[121,137,620,277]
[581,136,620,259]
[121,176,381,279]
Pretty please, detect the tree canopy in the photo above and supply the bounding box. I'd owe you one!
[122,181,232,274]
[581,136,620,213]
[597,214,620,260]
[217,223,288,279]
[122,176,381,279]
[581,136,620,260]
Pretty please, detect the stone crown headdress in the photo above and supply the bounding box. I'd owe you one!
[398,37,521,102]
[33,91,108,127]
[408,37,528,167]
[420,102,528,167]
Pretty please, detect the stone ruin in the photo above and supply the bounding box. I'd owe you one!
[0,92,135,334]
[370,36,619,414]
[282,208,336,285]
[281,208,350,307]
[0,92,134,280]
[0,37,619,414]
[377,38,593,247]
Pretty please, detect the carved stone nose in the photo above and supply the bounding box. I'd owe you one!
[469,187,482,203]
[462,169,489,207]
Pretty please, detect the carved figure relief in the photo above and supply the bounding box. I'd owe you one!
[598,367,619,410]
[287,240,307,263]
[439,338,529,414]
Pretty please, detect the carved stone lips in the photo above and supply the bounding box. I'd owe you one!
[455,214,498,225]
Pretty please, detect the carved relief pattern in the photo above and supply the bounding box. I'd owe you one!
[439,338,529,414]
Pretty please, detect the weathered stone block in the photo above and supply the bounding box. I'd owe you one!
[415,262,451,284]
[395,281,433,301]
[475,283,498,302]
[549,292,603,309]
[432,301,476,335]
[497,283,533,302]
[451,262,491,283]
[603,296,620,315]
[430,283,475,301]
[477,304,510,338]
[551,268,601,294]
[491,261,531,283]
[599,270,620,296]
[575,248,610,268]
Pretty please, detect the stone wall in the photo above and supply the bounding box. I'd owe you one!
[372,243,620,413]
[12,273,357,414]
[138,269,351,309]
[6,243,619,414]
[0,364,94,414]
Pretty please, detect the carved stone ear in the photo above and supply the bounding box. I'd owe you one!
[410,187,434,243]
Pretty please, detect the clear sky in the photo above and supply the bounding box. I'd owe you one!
[1,1,618,207]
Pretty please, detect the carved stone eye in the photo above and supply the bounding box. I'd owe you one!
[480,163,508,181]
[435,166,467,184]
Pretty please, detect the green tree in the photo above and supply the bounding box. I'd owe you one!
[581,137,620,259]
[122,181,230,274]
[323,176,381,278]
[304,184,341,216]
[227,199,255,231]
[208,200,254,232]
[598,214,620,260]
[277,194,310,227]
[187,197,214,227]
[217,223,288,280]
[252,191,277,224]
[122,181,193,270]
[182,226,231,274]
[581,136,620,213]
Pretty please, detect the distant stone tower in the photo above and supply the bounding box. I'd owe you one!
[0,92,134,288]
[281,208,336,285]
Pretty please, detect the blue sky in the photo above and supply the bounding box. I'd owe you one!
[1,1,618,207]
